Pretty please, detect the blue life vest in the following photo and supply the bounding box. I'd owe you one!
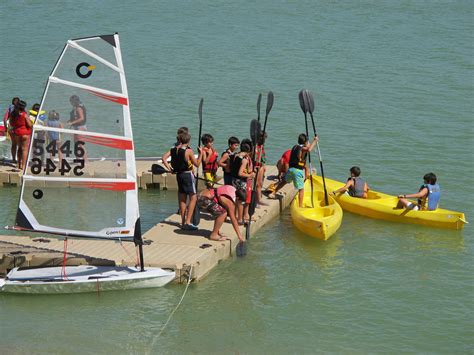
[419,183,440,211]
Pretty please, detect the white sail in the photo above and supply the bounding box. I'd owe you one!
[15,34,139,241]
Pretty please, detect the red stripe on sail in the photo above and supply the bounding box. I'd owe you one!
[85,89,128,105]
[70,182,136,191]
[76,135,133,150]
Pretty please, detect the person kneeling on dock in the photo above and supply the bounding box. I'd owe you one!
[198,185,245,242]
[332,166,369,199]
[397,172,440,211]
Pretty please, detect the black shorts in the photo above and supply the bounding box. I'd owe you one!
[177,171,196,195]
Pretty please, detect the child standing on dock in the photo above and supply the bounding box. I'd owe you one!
[201,133,219,187]
[218,136,240,186]
[254,132,268,206]
[162,132,202,230]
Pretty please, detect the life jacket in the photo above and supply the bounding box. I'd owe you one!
[203,147,218,173]
[254,144,266,168]
[10,111,31,136]
[289,144,306,170]
[221,149,234,174]
[230,154,243,179]
[418,183,440,211]
[348,177,366,197]
[70,104,87,127]
[170,146,192,173]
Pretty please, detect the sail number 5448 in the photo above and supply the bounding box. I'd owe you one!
[31,139,85,176]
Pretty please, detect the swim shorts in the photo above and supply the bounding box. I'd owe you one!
[285,167,305,190]
[177,171,196,195]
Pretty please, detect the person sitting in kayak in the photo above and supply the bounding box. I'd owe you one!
[397,172,440,211]
[332,166,369,199]
[198,185,245,242]
[269,133,318,207]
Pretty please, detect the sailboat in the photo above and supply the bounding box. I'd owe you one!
[0,34,175,293]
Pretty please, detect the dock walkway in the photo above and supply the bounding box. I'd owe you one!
[0,165,296,282]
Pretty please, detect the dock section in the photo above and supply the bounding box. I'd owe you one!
[0,166,296,282]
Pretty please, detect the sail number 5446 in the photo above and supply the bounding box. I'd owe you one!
[31,139,85,176]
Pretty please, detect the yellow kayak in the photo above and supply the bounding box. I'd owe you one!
[314,176,467,230]
[290,176,343,241]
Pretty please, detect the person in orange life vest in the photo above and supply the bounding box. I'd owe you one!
[9,100,32,170]
[162,132,203,230]
[198,184,245,242]
[218,136,240,186]
[3,97,20,162]
[201,133,219,188]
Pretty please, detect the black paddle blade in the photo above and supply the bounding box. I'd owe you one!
[236,241,247,257]
[198,98,203,122]
[191,204,201,226]
[250,119,261,146]
[256,93,262,122]
[298,89,308,114]
[151,164,167,175]
[245,224,251,240]
[306,90,315,114]
[265,91,274,117]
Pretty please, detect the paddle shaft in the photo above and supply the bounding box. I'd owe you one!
[308,109,329,206]
[303,111,315,208]
[192,99,204,226]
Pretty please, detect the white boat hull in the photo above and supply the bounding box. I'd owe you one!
[0,265,176,294]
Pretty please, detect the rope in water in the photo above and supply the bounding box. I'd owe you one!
[148,265,193,352]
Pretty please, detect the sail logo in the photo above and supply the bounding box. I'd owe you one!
[76,62,96,79]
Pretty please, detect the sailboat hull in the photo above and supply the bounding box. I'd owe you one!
[0,265,176,294]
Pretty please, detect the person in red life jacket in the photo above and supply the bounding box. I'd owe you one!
[333,166,369,199]
[3,97,20,162]
[230,139,255,225]
[9,100,32,170]
[397,172,441,211]
[277,149,291,180]
[198,185,245,242]
[218,136,240,186]
[269,133,318,207]
[162,132,203,230]
[201,133,219,188]
[254,132,268,206]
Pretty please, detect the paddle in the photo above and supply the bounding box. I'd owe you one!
[246,91,274,240]
[304,90,329,206]
[191,98,204,226]
[256,93,262,122]
[298,89,314,208]
[150,164,225,185]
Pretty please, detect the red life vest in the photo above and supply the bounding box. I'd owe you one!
[10,111,31,136]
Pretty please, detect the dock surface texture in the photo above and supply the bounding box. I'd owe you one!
[0,165,296,282]
[0,158,202,190]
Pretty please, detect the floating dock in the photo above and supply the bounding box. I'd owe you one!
[0,165,296,282]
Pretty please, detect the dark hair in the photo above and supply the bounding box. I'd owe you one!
[201,133,214,145]
[69,95,81,105]
[423,172,437,185]
[228,136,240,146]
[350,166,361,177]
[32,103,40,111]
[177,126,188,135]
[240,138,253,153]
[10,100,27,119]
[178,132,191,144]
[12,97,20,105]
[48,110,60,120]
[298,133,308,145]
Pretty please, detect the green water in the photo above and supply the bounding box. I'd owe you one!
[0,0,473,353]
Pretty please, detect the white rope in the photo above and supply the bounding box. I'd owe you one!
[147,265,193,352]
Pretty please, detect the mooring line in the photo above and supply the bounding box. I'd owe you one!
[147,265,193,352]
